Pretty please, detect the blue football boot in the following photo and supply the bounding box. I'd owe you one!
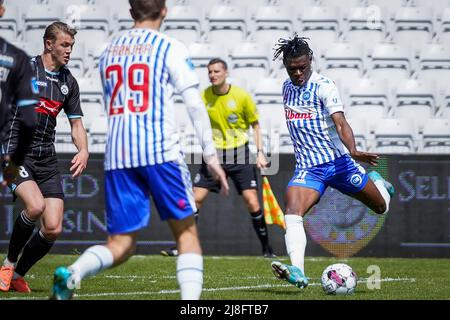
[51,266,74,300]
[271,261,308,289]
[368,171,395,198]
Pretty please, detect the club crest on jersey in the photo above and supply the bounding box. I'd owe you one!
[350,174,363,186]
[302,91,311,101]
[285,108,315,120]
[60,84,69,95]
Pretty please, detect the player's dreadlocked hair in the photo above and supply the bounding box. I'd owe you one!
[273,33,313,62]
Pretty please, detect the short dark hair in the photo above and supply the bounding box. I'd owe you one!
[129,0,166,22]
[43,22,77,42]
[207,58,228,70]
[273,33,313,63]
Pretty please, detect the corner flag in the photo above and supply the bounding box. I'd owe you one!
[262,176,286,230]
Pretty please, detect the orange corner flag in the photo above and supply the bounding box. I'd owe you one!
[262,176,286,230]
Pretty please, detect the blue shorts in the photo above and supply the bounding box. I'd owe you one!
[288,154,368,196]
[105,158,196,235]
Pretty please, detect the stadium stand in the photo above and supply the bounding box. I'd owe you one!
[207,5,249,50]
[373,118,418,153]
[161,5,204,45]
[3,0,448,154]
[23,5,64,42]
[229,41,271,85]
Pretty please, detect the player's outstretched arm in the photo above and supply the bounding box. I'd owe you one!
[69,118,89,178]
[181,86,229,196]
[250,121,268,170]
[331,112,379,166]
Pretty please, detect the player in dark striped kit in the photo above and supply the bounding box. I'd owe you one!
[0,22,88,293]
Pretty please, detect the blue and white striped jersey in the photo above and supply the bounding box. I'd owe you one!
[99,28,199,171]
[282,72,347,169]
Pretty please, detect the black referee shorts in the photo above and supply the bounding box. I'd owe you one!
[193,143,259,195]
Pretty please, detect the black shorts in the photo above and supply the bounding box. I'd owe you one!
[10,155,64,200]
[193,143,259,195]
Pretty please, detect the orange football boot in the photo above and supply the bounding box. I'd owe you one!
[0,265,15,292]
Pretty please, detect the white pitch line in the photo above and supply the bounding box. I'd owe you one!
[0,277,416,300]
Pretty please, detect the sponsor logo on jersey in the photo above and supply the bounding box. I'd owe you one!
[36,98,63,118]
[31,78,39,93]
[250,180,257,188]
[0,55,14,68]
[35,80,47,87]
[285,109,315,120]
[46,76,59,83]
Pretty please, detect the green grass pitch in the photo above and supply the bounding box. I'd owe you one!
[1,255,449,300]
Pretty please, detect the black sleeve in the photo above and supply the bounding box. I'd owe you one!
[64,76,83,118]
[11,52,39,107]
[11,106,37,165]
[9,51,38,165]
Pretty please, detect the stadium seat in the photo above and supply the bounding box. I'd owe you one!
[55,116,78,153]
[0,5,19,42]
[420,118,450,154]
[343,77,389,120]
[112,1,133,32]
[439,8,450,48]
[78,77,106,128]
[297,6,341,53]
[86,41,109,79]
[207,5,249,50]
[346,118,371,151]
[46,0,88,4]
[321,41,365,80]
[373,118,417,153]
[392,79,435,121]
[254,78,285,132]
[4,0,40,6]
[251,5,294,47]
[364,0,407,11]
[63,5,110,51]
[417,43,450,85]
[11,41,41,57]
[271,0,315,6]
[67,42,86,78]
[393,6,435,52]
[88,116,108,154]
[161,5,204,45]
[178,0,225,12]
[367,42,412,82]
[437,85,450,119]
[229,42,271,85]
[408,0,450,10]
[342,6,389,48]
[314,0,363,6]
[187,41,227,90]
[24,5,64,42]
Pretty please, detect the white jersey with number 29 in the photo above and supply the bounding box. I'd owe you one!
[99,28,199,171]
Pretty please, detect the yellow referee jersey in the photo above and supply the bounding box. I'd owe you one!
[202,85,259,150]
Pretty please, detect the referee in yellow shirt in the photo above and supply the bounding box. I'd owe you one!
[162,58,275,258]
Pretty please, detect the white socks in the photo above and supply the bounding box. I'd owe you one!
[284,214,307,274]
[177,253,203,300]
[69,245,114,286]
[373,180,390,214]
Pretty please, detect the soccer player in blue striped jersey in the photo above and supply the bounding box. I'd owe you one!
[51,0,228,300]
[270,34,395,290]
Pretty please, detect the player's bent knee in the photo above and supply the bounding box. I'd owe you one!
[26,202,46,219]
[42,226,62,241]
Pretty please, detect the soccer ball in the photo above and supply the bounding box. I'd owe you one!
[321,263,357,295]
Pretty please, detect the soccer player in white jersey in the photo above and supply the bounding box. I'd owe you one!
[270,34,395,289]
[51,0,228,300]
